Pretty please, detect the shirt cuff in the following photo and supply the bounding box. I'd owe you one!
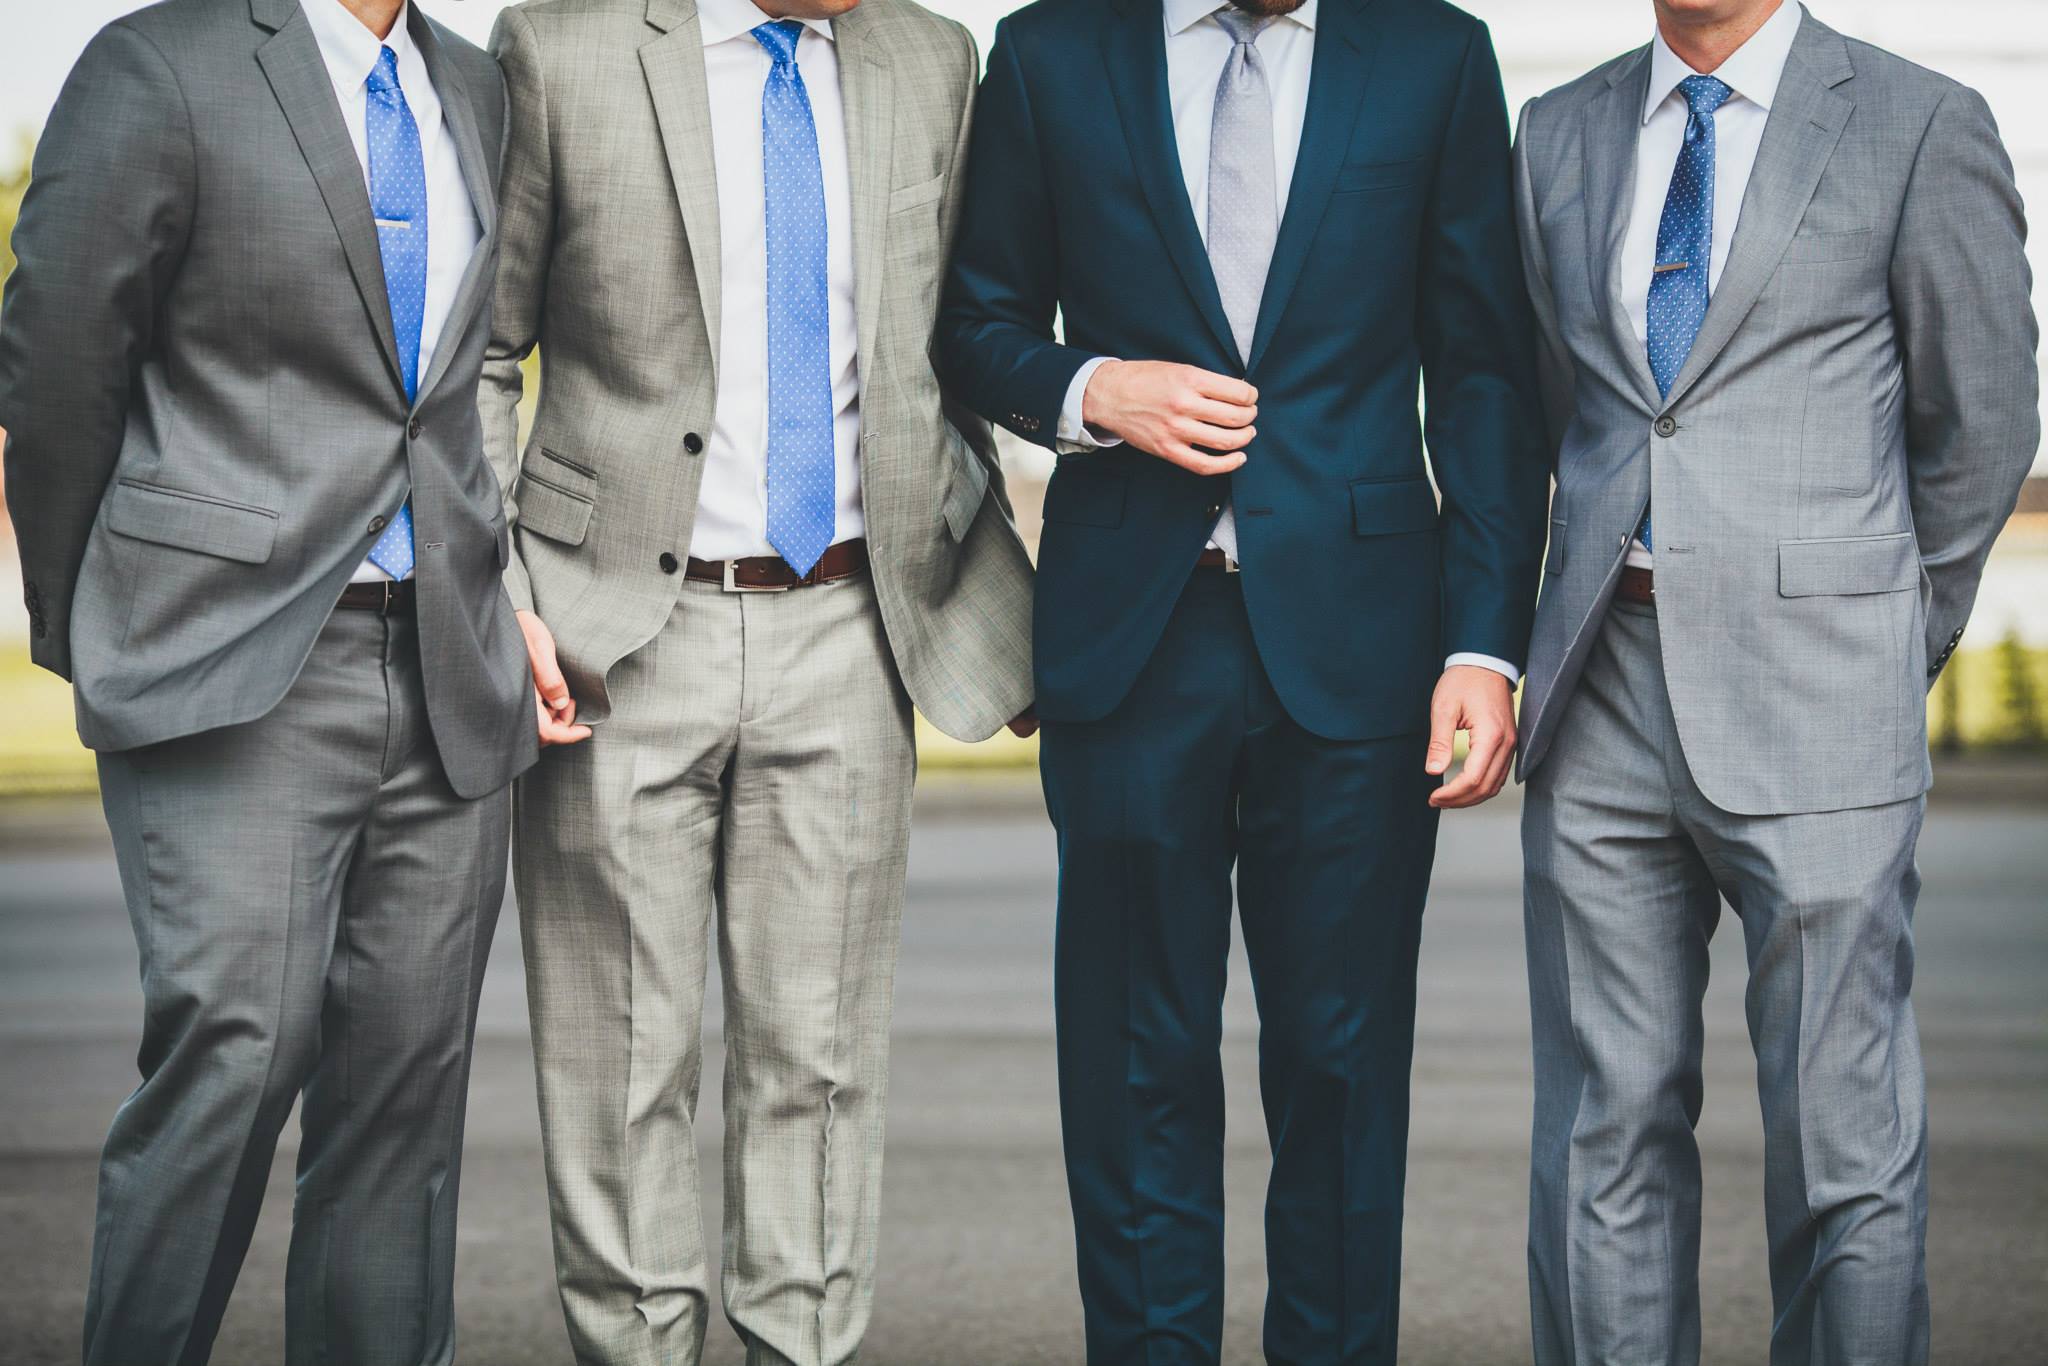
[1055,356,1125,454]
[1446,653,1521,685]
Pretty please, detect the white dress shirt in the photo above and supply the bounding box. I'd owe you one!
[1621,0,1800,569]
[300,0,481,584]
[692,0,864,564]
[1057,0,1514,682]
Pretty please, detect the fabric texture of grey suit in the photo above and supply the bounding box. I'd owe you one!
[1513,6,2038,817]
[0,0,535,801]
[480,3,1033,1363]
[1513,8,2038,1365]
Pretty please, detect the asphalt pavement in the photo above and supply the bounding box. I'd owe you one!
[1,776,2043,1365]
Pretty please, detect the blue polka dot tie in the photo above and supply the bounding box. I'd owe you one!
[366,45,427,581]
[1640,74,1732,552]
[752,20,836,577]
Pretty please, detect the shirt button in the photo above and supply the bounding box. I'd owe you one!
[683,432,704,455]
[1654,416,1679,439]
[659,552,680,575]
[368,515,388,534]
[408,419,424,440]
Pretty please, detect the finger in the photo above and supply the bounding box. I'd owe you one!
[539,717,593,747]
[1163,443,1249,476]
[1424,698,1458,777]
[1183,396,1258,429]
[1435,731,1496,807]
[529,647,570,710]
[1479,729,1517,798]
[1189,370,1258,406]
[1176,420,1257,452]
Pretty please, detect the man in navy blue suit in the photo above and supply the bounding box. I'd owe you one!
[937,1,1548,1360]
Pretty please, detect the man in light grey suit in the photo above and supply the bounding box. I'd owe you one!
[1512,1,2037,1361]
[480,1,1034,1362]
[0,1,533,1362]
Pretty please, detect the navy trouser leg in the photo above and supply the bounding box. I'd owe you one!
[1043,573,1246,1366]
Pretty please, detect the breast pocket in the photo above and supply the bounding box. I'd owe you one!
[1332,158,1429,196]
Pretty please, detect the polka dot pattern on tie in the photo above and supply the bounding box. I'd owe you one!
[1639,73,1731,551]
[366,44,430,580]
[752,19,837,578]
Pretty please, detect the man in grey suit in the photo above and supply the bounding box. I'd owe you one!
[480,1,1034,1362]
[0,1,533,1361]
[1512,1,2037,1361]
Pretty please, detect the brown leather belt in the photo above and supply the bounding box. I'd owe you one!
[336,580,416,614]
[1616,564,1656,607]
[1195,548,1241,572]
[686,538,870,592]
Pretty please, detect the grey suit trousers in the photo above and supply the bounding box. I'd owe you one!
[516,574,916,1366]
[87,608,511,1366]
[1523,600,1928,1366]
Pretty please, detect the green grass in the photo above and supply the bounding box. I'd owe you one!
[4,642,2044,799]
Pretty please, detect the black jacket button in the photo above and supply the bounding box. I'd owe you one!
[368,515,388,534]
[659,552,679,574]
[683,432,704,455]
[408,419,424,440]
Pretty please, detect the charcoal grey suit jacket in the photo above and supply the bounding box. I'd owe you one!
[0,0,534,798]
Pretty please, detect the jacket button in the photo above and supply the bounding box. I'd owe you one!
[659,552,680,575]
[1206,503,1222,518]
[407,419,424,440]
[683,432,704,455]
[368,515,388,534]
[1654,416,1678,439]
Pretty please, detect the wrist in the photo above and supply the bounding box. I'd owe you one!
[1080,358,1124,434]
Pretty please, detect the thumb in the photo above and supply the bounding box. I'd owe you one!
[527,634,570,709]
[1425,696,1458,776]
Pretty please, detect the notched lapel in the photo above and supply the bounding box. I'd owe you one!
[835,6,894,387]
[1661,17,1854,410]
[642,0,724,376]
[1245,0,1377,371]
[1584,47,1661,410]
[1103,0,1239,366]
[254,8,406,398]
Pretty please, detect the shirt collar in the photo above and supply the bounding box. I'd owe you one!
[1166,0,1318,39]
[699,0,836,48]
[301,0,417,96]
[1644,0,1801,125]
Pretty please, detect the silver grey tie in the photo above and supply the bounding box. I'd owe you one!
[1208,8,1279,363]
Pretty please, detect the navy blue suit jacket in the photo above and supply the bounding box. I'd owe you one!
[936,0,1549,742]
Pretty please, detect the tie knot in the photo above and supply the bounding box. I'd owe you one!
[1679,74,1733,119]
[751,19,805,69]
[1213,6,1277,47]
[366,45,402,96]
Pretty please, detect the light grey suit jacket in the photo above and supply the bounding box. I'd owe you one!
[1513,8,2039,816]
[0,0,534,800]
[481,0,1034,741]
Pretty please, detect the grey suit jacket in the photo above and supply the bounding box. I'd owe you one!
[0,0,535,800]
[1513,7,2039,816]
[481,0,1035,741]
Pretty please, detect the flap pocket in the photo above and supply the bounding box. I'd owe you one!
[1780,228,1872,266]
[517,473,594,547]
[1778,532,1919,598]
[1351,476,1439,537]
[1545,518,1567,574]
[889,173,946,215]
[1042,464,1127,529]
[1334,158,1428,194]
[105,480,278,564]
[941,427,990,543]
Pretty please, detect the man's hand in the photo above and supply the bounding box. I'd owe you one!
[517,610,592,747]
[1081,360,1257,475]
[1006,707,1040,739]
[1426,665,1516,809]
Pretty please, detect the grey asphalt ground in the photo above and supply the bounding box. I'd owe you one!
[1,775,2043,1365]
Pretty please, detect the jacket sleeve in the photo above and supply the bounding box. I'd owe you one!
[932,18,1100,450]
[1892,84,2040,683]
[478,6,554,616]
[1416,23,1552,670]
[0,22,195,679]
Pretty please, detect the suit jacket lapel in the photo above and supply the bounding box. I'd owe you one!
[1584,46,1662,411]
[1244,0,1378,372]
[834,6,894,388]
[642,0,724,378]
[1661,13,1853,410]
[252,0,405,398]
[1103,0,1238,365]
[411,10,499,406]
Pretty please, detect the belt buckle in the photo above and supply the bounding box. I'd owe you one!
[722,559,791,594]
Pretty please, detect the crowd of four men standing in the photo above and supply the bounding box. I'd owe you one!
[0,0,2035,1362]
